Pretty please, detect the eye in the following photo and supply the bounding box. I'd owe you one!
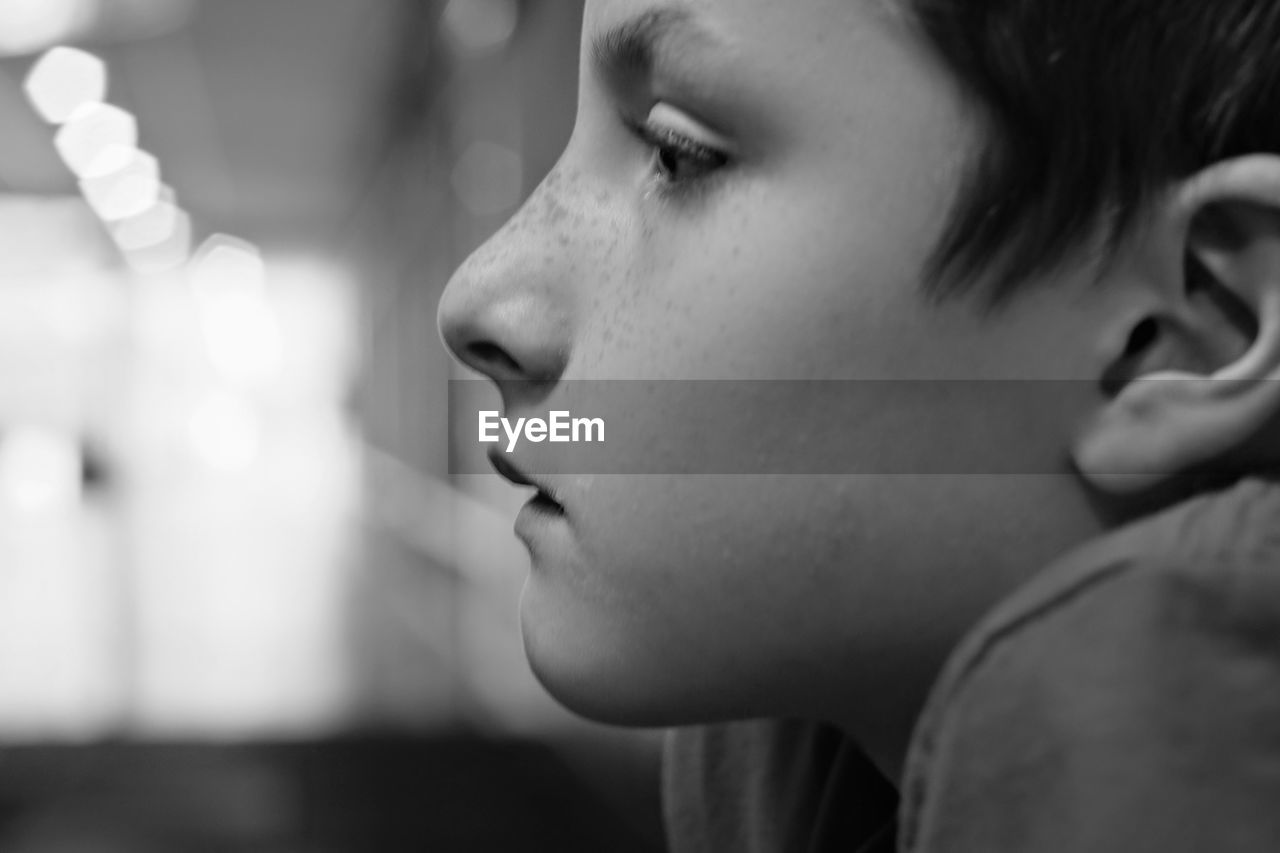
[625,103,730,190]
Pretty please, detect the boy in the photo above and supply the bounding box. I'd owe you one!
[439,0,1280,849]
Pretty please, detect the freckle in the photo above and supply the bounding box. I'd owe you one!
[545,199,568,226]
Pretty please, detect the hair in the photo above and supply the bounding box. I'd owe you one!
[910,0,1280,305]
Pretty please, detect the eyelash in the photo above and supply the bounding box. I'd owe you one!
[624,116,730,197]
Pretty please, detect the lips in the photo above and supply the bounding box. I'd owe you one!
[488,450,565,514]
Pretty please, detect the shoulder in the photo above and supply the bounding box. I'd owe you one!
[901,475,1280,853]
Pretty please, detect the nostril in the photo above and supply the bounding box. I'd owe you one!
[466,341,523,376]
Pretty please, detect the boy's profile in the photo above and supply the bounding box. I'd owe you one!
[439,0,1280,849]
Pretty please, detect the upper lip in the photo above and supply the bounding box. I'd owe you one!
[488,451,563,506]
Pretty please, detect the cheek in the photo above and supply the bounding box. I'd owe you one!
[524,475,894,704]
[563,476,925,643]
[522,474,858,720]
[522,470,1104,723]
[570,185,941,382]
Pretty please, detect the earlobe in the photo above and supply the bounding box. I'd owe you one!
[1073,156,1280,494]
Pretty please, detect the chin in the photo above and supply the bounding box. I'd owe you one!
[519,605,719,728]
[521,621,653,726]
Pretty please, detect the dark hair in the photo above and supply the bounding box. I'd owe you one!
[912,0,1280,304]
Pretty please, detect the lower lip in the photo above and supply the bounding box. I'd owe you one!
[514,493,567,542]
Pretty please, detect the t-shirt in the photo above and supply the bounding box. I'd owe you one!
[900,473,1280,851]
[664,719,897,852]
[664,474,1280,852]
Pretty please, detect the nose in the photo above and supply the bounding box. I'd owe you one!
[438,192,574,384]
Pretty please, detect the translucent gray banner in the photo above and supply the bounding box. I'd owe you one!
[448,379,1277,476]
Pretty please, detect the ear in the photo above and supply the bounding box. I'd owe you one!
[1074,155,1280,494]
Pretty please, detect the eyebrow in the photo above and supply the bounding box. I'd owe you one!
[590,6,718,78]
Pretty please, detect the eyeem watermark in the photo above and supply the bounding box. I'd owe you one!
[480,411,605,453]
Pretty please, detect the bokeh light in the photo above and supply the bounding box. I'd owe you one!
[120,207,192,273]
[189,237,285,386]
[187,392,261,474]
[54,103,139,178]
[22,45,106,122]
[112,195,181,252]
[0,0,98,58]
[189,235,267,294]
[79,149,162,221]
[0,426,83,514]
[442,0,519,55]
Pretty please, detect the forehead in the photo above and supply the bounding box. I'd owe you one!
[584,0,913,61]
[580,0,953,133]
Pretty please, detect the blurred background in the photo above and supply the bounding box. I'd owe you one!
[0,1,665,850]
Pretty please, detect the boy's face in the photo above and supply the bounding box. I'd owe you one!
[440,0,1111,733]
